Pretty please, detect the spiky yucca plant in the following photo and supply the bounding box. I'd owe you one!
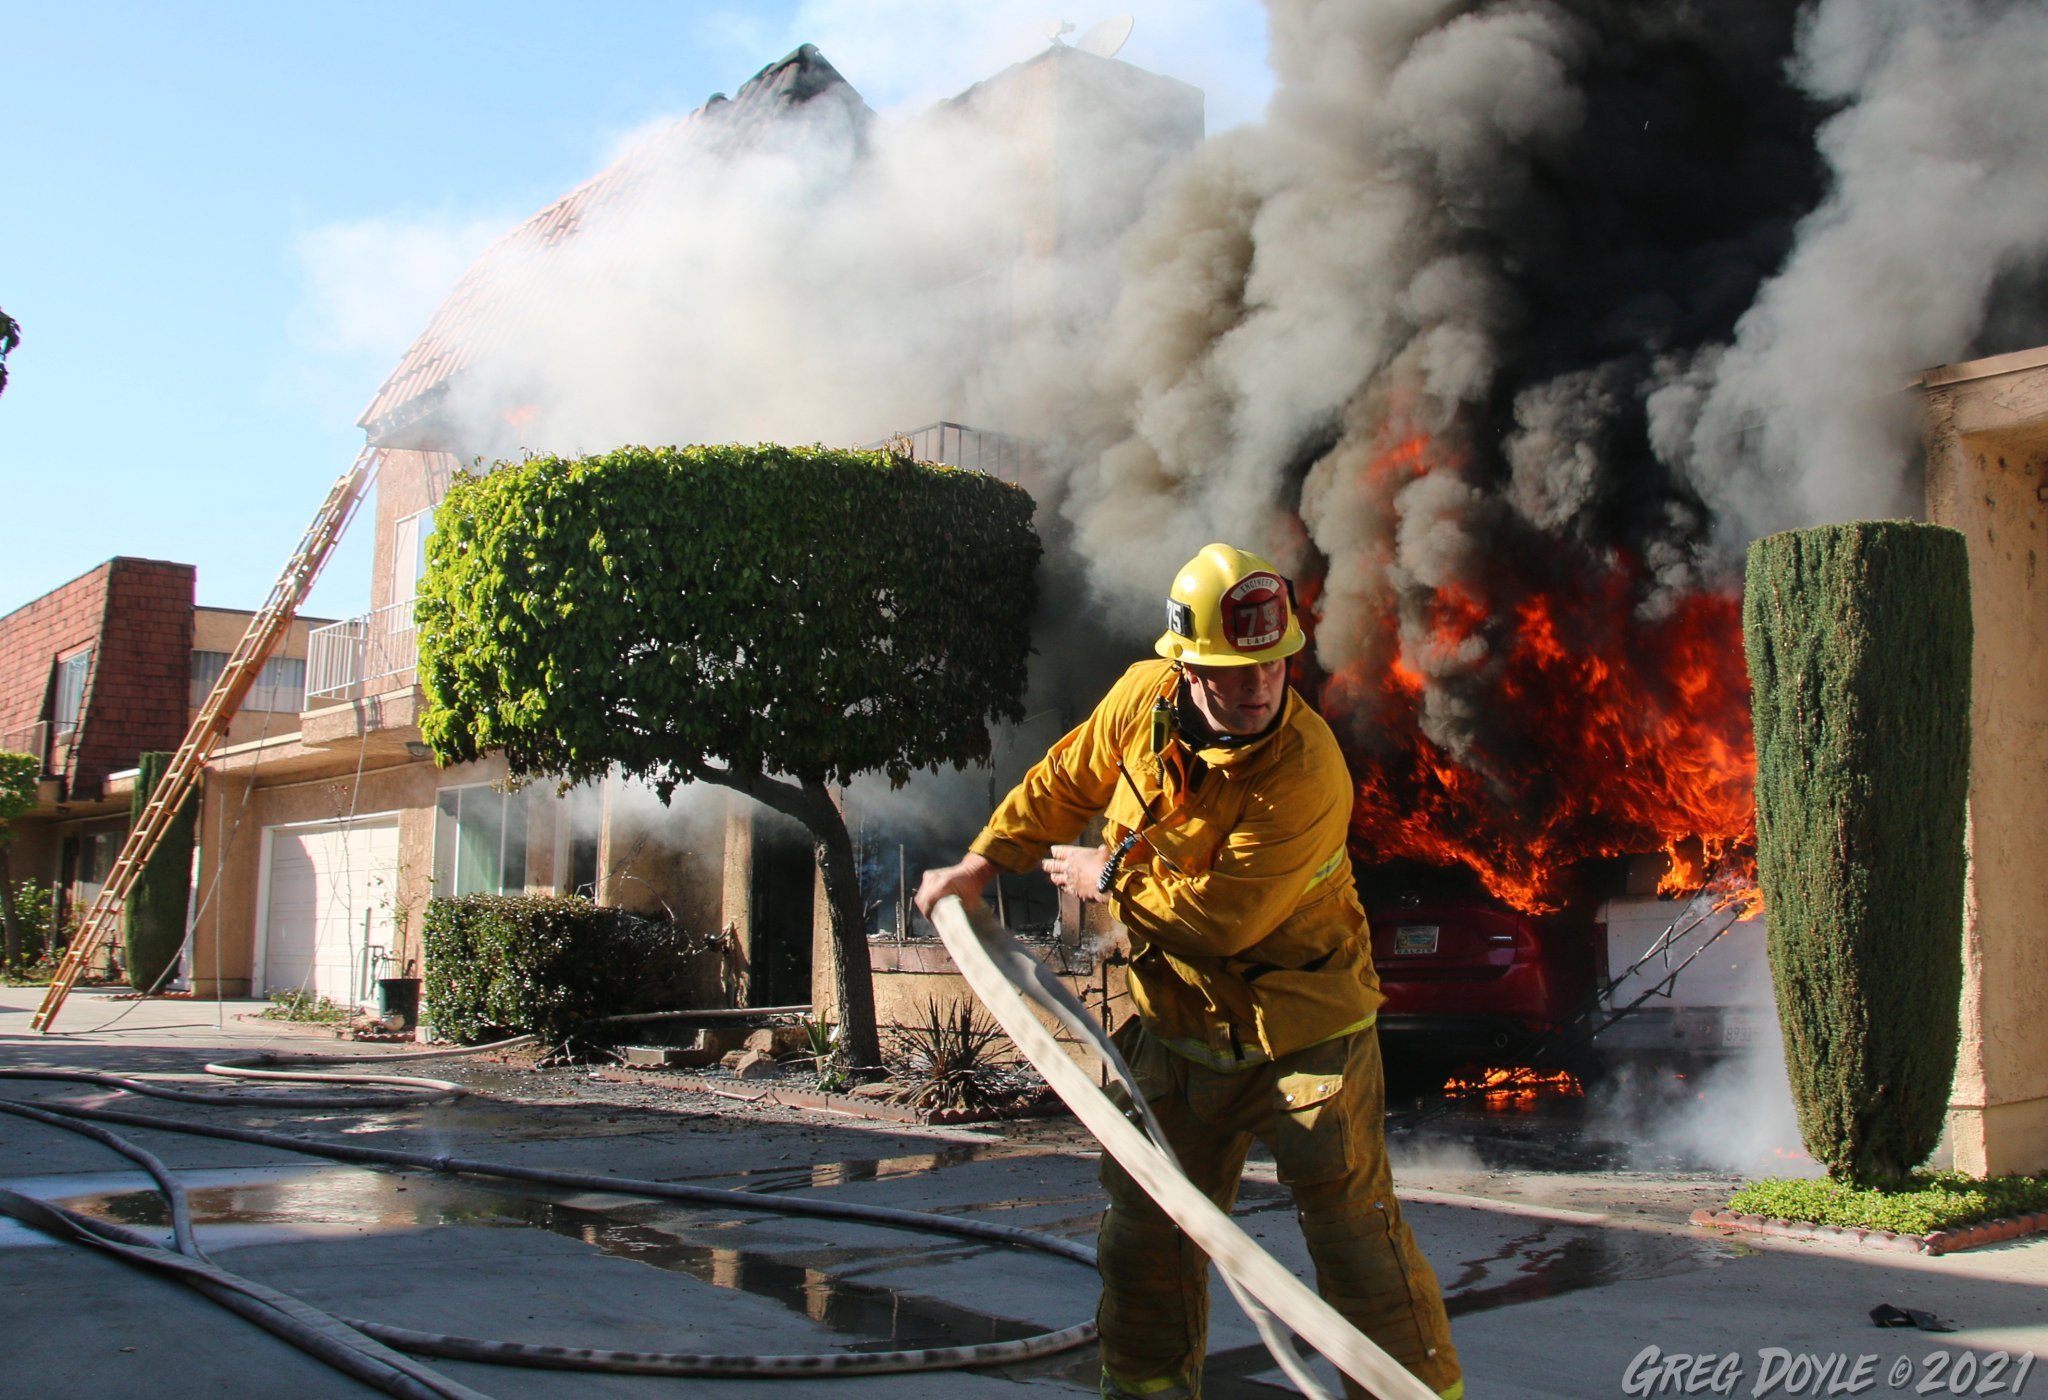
[887,999,1019,1115]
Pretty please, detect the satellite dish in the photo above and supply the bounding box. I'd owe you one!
[1074,14,1134,59]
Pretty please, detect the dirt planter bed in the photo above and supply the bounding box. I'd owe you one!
[585,1064,1068,1126]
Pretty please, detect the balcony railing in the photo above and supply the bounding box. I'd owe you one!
[866,421,1026,480]
[0,720,49,771]
[307,600,419,701]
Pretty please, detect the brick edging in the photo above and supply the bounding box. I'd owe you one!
[1690,1205,2048,1255]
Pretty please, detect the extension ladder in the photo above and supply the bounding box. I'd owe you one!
[31,449,381,1032]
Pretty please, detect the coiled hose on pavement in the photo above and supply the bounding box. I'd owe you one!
[0,1034,1098,1394]
[2,920,1438,1399]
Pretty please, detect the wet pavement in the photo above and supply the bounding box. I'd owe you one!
[5,986,2048,1398]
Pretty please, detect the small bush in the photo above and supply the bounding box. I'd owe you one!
[6,880,53,965]
[420,893,708,1047]
[792,1016,847,1094]
[261,989,353,1023]
[1729,1173,2048,1236]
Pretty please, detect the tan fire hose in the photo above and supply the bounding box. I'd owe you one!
[930,896,1438,1400]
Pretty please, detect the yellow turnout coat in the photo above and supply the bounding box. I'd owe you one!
[970,659,1381,1064]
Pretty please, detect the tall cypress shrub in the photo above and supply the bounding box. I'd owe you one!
[1744,521,1971,1184]
[122,751,195,993]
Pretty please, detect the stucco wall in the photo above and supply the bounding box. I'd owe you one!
[870,940,1127,1075]
[189,758,434,997]
[192,607,326,748]
[1923,359,2048,1176]
[369,448,460,617]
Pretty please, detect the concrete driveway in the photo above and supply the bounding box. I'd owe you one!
[4,985,2045,1398]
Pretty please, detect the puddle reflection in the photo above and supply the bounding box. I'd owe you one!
[51,1164,1053,1351]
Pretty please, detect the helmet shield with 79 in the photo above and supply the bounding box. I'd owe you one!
[1154,543,1306,666]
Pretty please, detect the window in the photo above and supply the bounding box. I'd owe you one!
[392,509,434,606]
[53,649,91,737]
[191,650,226,705]
[190,651,307,712]
[82,829,121,885]
[246,656,306,712]
[433,784,527,896]
[552,780,604,898]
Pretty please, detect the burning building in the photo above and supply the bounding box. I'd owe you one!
[187,1,2048,1146]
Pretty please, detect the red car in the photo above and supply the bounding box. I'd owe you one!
[1361,864,1603,1090]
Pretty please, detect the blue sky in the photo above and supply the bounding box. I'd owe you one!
[0,1,1271,621]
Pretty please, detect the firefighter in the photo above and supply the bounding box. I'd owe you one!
[916,543,1462,1400]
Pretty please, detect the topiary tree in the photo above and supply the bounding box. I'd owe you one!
[1744,520,1972,1184]
[122,751,196,993]
[415,443,1040,1071]
[0,750,38,967]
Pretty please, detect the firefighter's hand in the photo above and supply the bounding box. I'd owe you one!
[915,852,998,920]
[1044,844,1112,904]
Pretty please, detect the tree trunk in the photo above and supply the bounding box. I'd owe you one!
[701,766,883,1076]
[0,845,20,968]
[798,778,882,1074]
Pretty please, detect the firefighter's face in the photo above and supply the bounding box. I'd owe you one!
[1185,659,1286,736]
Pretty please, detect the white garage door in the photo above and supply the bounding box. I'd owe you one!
[260,817,400,1006]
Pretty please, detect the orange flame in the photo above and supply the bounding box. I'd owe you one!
[1441,1067,1585,1111]
[1315,419,1757,912]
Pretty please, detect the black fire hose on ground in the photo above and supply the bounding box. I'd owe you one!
[0,1057,1099,1391]
[2,948,1439,1400]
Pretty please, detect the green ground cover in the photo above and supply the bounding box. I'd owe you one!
[1730,1172,2048,1235]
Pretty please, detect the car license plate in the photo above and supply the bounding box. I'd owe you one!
[1392,924,1439,955]
[1721,1012,1766,1048]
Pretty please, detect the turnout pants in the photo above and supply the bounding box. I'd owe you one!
[1097,1020,1462,1400]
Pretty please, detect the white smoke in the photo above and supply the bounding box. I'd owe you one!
[358,45,1210,553]
[1653,0,2048,547]
[294,213,512,376]
[1647,1037,1819,1179]
[442,93,982,456]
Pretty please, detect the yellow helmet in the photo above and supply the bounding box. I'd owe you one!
[1154,543,1305,667]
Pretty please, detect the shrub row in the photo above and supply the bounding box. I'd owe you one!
[421,894,706,1047]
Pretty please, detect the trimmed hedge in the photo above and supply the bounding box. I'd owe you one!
[421,894,708,1047]
[123,751,195,993]
[1744,521,1971,1184]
